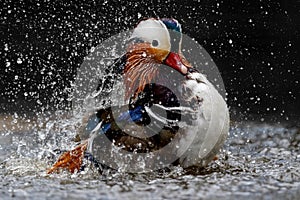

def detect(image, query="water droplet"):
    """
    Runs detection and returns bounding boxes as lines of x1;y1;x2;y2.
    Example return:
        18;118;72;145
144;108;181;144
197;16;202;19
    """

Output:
4;44;8;51
37;99;42;105
17;58;22;64
142;52;147;57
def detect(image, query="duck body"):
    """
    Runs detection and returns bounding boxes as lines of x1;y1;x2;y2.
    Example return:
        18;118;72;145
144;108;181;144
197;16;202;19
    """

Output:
83;72;228;172
174;72;229;168
47;18;229;174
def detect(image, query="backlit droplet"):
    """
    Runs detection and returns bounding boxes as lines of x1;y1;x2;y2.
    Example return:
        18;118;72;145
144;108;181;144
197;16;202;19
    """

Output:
17;58;22;64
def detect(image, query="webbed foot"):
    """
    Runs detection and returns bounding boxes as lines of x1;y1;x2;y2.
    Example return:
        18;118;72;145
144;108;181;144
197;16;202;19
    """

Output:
47;141;88;174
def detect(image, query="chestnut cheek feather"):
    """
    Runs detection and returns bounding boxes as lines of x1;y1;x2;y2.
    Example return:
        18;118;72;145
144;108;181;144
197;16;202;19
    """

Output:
124;43;193;100
124;48;156;100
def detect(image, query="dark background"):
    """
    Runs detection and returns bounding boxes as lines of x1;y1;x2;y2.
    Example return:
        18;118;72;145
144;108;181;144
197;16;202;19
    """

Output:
0;0;299;122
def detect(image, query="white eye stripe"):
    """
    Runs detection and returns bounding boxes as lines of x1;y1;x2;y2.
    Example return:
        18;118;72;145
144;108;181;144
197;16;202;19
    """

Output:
131;19;171;52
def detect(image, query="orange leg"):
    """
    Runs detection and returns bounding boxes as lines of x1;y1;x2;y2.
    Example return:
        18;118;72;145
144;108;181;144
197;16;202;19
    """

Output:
47;141;88;174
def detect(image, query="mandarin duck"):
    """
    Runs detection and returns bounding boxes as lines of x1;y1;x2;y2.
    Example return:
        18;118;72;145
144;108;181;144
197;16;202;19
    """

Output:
47;18;229;174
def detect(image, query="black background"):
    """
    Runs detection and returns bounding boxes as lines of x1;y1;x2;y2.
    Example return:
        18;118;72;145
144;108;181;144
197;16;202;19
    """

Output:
0;0;299;122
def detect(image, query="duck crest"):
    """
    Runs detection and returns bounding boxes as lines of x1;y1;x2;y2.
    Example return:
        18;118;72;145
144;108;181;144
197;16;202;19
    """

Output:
161;18;182;53
161;18;182;33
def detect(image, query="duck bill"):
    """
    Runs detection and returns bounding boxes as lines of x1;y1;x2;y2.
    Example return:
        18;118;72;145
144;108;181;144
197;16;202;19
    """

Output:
164;52;189;75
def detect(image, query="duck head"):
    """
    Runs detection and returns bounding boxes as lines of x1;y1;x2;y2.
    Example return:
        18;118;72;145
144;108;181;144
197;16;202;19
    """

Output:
124;18;193;99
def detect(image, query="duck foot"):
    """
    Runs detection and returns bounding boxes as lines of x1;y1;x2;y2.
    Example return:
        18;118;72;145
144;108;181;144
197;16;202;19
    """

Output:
47;141;88;174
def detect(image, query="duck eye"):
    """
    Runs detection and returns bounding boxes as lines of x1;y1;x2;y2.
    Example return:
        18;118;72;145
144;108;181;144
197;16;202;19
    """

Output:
151;39;159;47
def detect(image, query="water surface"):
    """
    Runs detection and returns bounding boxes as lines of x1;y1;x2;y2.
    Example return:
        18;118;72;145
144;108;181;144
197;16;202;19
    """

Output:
0;113;299;199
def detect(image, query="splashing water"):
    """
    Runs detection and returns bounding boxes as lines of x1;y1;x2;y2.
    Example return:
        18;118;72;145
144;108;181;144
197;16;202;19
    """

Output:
0;111;299;199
